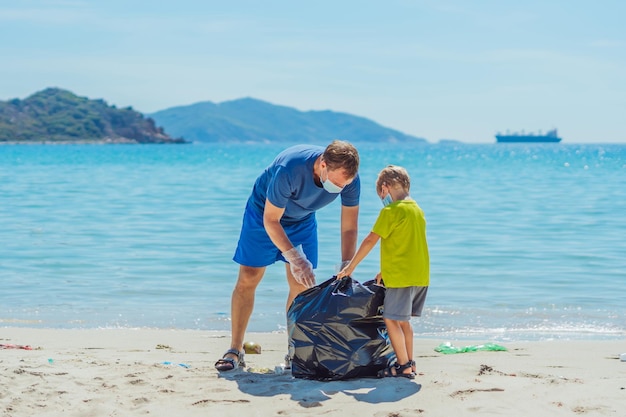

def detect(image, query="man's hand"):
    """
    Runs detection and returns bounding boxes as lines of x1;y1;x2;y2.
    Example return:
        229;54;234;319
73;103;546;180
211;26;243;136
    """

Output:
282;245;316;288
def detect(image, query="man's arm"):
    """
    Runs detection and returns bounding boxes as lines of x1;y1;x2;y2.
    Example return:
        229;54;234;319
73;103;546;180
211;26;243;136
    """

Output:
264;198;315;287
340;204;359;263
263;198;292;252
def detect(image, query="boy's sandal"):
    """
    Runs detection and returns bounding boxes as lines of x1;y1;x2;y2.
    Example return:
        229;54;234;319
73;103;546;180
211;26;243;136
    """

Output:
214;348;245;372
377;362;416;379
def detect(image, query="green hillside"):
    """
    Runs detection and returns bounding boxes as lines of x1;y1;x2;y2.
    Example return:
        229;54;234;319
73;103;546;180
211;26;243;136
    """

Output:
149;97;426;144
0;88;185;143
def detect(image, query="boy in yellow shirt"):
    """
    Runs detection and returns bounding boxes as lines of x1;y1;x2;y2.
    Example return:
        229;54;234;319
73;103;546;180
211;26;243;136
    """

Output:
336;165;429;378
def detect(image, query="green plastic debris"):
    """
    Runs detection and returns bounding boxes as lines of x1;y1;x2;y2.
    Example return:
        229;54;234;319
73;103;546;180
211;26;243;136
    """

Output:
434;342;507;354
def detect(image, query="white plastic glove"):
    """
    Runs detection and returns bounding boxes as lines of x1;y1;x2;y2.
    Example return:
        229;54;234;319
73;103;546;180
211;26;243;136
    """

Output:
282;245;316;288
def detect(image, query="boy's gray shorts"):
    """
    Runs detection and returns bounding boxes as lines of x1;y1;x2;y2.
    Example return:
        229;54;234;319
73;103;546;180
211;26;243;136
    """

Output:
382;286;429;321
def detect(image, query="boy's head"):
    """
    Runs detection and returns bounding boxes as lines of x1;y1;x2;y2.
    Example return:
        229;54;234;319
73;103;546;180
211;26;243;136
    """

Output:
376;165;411;195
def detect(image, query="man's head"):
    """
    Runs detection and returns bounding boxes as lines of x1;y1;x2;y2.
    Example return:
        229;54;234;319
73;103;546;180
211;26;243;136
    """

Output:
318;140;359;193
321;140;360;180
376;165;411;196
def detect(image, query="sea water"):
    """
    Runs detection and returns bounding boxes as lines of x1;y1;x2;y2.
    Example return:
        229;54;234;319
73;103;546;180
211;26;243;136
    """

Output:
1;142;625;341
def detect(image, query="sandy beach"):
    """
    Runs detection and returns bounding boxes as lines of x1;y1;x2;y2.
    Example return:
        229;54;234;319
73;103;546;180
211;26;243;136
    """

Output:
1;328;624;416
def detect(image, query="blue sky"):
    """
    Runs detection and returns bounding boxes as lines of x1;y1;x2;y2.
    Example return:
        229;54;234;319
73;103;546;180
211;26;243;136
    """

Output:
1;0;624;143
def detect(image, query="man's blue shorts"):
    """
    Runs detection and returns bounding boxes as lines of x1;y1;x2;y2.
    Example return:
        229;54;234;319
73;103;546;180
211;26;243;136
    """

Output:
233;202;318;268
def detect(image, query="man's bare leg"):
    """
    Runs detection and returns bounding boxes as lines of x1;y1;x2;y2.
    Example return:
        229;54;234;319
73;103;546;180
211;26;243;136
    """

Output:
285;263;309;312
220;265;265;366
284;263;309;367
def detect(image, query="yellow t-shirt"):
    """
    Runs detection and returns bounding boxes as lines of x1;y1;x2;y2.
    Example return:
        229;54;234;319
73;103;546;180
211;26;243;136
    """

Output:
372;199;429;288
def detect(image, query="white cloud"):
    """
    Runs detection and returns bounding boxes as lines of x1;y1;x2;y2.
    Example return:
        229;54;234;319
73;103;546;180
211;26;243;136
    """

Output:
586;39;624;48
0;3;91;24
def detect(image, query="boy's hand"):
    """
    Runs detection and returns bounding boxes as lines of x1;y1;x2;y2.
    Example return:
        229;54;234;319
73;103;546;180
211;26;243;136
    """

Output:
335;262;354;279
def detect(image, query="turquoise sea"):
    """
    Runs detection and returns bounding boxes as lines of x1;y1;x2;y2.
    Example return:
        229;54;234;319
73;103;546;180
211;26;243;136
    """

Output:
1;142;625;341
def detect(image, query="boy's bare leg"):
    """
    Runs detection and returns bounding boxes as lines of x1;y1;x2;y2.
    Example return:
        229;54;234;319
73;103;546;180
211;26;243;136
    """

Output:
384;318;414;376
399;320;415;372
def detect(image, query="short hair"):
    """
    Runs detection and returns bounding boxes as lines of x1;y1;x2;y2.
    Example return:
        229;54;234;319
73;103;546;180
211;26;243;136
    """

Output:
376;165;411;194
323;140;359;178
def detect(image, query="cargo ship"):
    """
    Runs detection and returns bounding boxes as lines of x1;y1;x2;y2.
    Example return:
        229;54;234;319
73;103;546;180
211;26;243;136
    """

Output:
495;129;561;143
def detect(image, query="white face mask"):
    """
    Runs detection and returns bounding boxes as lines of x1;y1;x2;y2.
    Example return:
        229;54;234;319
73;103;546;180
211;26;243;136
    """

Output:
322;167;344;193
381;193;393;207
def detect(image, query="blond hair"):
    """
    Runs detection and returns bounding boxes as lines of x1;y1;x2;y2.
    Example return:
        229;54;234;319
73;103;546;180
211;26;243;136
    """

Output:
376;165;410;194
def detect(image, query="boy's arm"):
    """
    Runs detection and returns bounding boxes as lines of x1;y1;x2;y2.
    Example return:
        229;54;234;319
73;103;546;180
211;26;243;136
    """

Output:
336;231;380;279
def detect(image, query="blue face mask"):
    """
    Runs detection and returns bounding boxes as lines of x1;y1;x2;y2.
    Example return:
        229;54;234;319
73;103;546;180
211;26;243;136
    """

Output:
322;168;344;194
381;193;393;207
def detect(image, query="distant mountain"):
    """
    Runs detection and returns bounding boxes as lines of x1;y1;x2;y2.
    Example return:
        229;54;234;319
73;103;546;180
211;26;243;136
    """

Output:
149;97;426;144
0;88;185;144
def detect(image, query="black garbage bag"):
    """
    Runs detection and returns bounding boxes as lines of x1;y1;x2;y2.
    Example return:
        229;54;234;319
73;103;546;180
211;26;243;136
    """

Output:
287;276;395;380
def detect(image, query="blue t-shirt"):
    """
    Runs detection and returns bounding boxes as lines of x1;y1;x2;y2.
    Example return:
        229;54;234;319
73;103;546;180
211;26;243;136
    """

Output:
247;144;360;225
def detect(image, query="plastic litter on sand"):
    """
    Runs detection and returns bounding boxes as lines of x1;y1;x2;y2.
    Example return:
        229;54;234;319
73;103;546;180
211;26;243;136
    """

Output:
434;342;507;354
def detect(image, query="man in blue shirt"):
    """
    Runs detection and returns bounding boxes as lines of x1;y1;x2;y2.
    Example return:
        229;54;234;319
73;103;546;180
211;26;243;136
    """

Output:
215;140;361;372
